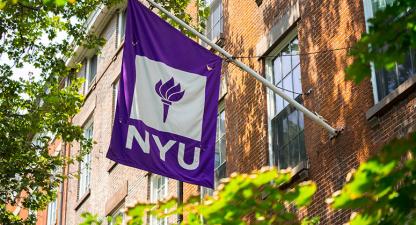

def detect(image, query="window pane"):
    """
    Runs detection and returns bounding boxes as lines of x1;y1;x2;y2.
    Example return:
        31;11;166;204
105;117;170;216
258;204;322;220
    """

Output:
89;55;97;84
271;36;306;170
299;132;306;161
282;117;289;146
219;136;226;164
292;136;300;167
278;146;288;169
291;38;300;67
282;74;294;99
288;110;299;136
288;141;297;168
273;56;282;84
298;111;304;131
281;45;292;77
120;10;127;39
206;0;223;40
220;111;225;135
398;50;414;83
293;65;302;97
215;143;221;168
216;162;226;181
371;0;394;12
376;68;398;99
275;94;284;115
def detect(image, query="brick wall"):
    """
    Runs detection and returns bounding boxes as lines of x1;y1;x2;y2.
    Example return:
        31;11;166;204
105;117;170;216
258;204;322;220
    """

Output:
58;0;416;224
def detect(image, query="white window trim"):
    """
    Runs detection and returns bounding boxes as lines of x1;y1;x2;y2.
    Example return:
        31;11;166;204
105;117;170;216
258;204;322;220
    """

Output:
200;103;226;197
205;0;223;41
215;102;226;172
113;76;120;120
362;0;380;103
79;120;93;198
149;175;168;225
84;55;97;93
265;29;298;167
117;9;127;48
46;199;57;225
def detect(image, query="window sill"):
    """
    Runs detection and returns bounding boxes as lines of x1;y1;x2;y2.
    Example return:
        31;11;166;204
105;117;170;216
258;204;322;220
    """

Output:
74;190;91;211
366;75;416;120
279;161;309;190
262;161;309;199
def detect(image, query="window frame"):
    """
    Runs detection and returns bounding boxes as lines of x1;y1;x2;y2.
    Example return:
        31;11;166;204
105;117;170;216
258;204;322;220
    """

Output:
113;76;120;122
362;0;416;103
363;0;383;103
46;198;57;225
200;102;226;198
150;175;168;225
205;0;223;42
78;120;93;199
117;8;127;48
265;29;306;169
82;55;98;93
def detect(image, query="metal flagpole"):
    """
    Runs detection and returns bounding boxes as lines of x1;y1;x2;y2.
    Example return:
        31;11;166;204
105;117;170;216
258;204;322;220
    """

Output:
177;181;184;224
145;0;339;137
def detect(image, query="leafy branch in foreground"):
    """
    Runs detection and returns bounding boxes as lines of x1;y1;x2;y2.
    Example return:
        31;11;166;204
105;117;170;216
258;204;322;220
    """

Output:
82;167;318;225
346;0;416;82
328;132;416;224
0;0;120;224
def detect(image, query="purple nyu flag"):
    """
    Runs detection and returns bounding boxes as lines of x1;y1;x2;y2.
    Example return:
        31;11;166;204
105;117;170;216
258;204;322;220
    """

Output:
106;0;222;188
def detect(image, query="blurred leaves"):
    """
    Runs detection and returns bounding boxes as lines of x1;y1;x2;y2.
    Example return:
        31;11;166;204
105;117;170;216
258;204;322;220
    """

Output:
328;133;416;224
0;0;120;224
83;167;318;225
153;0;209;38
0;0;209;224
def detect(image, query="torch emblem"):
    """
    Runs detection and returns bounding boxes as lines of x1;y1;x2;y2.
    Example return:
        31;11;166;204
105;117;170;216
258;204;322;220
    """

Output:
155;77;185;123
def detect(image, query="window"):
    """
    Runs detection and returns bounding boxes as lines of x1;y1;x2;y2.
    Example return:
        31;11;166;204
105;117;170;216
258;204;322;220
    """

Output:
117;9;127;48
113;78;120;119
46;199;57;225
150;175;168;225
363;0;416;101
79;122;93;198
201;108;226;197
267;33;306;170
88;55;97;86
205;0;223;41
109;204;126;225
82;55;98;92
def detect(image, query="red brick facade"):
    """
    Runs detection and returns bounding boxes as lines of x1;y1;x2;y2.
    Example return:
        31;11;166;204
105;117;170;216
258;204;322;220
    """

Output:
38;0;416;224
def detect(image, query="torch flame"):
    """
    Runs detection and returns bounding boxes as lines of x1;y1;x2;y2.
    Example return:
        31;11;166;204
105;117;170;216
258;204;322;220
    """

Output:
155;77;185;122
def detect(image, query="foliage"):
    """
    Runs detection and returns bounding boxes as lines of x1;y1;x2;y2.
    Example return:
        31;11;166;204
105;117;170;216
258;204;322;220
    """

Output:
346;0;416;82
82;167;318;225
327;133;416;224
153;0;209;37
0;0;117;224
334;1;416;223
0;0;209;224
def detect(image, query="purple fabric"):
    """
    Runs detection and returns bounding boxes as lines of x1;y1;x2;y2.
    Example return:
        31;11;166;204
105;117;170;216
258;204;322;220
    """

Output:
106;0;222;188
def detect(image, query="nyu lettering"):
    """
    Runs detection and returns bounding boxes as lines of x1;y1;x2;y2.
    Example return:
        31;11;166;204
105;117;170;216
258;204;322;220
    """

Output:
125;125;201;170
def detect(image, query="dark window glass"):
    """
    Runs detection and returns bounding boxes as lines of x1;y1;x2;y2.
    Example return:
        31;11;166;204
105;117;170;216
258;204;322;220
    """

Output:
368;0;416;100
88;55;97;86
376;48;416;100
